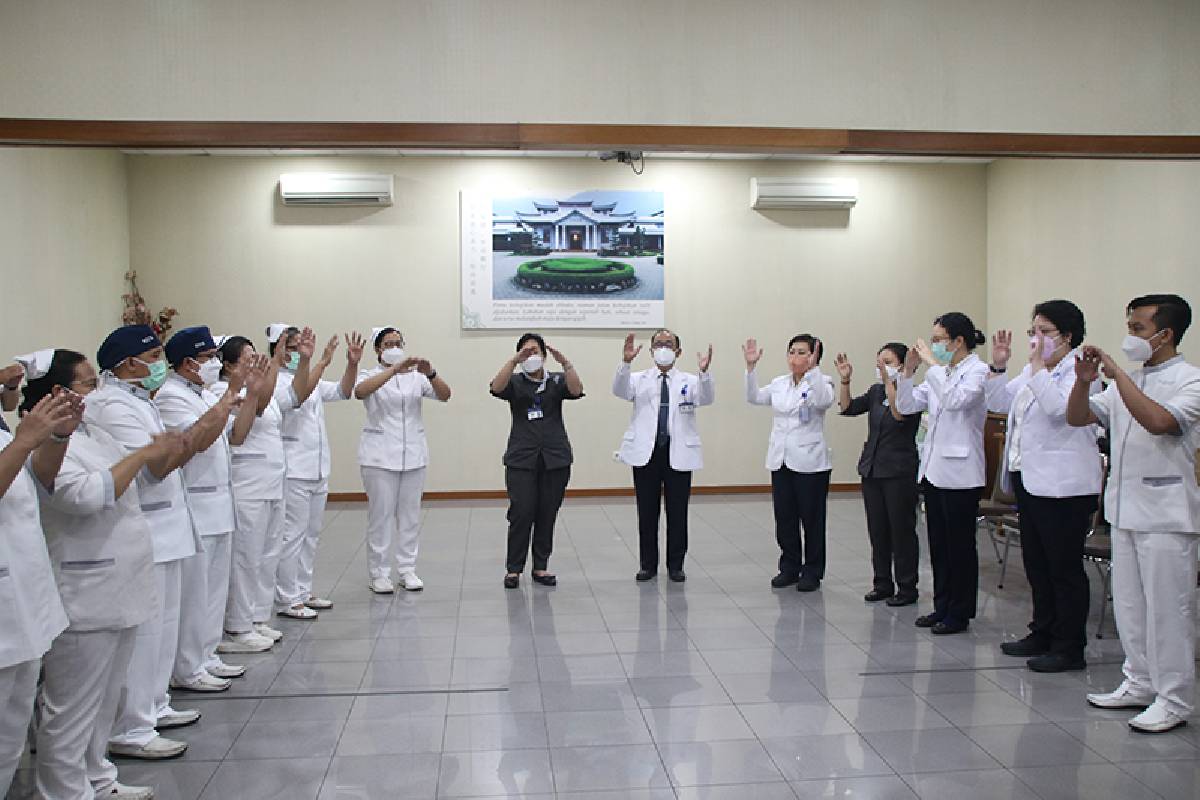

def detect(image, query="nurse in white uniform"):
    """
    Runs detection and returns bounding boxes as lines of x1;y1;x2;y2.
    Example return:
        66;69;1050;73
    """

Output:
158;326;257;692
213;330;315;652
0;354;71;798
1068;293;1200;733
270;326;363;618
87;325;210;760
356;326;451;594
23;349;182;800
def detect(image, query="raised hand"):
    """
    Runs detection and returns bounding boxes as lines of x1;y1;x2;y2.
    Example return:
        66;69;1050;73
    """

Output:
297;327;317;359
1096;348;1120;380
0;363;23;390
517;341;541;362
904;344;923;377
320;335;339;366
415;358;433;376
546;344;567;366
1075;346;1102;383
344;332;365;366
394;357;420;374
877;362;891;384
991;329;1013;369
697;344;713;373
834;353;853;382
1029;331;1046;371
914;338;938;368
14;393;76;449
244;354;270;395
225;356;248;395
622;333;642;364
53;391;85;437
811;339;823;368
742;338;764;370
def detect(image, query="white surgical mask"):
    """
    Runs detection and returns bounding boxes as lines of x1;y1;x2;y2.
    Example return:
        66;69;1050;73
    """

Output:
652;347;677;368
197;358;222;387
1121;330;1165;363
884;365;901;381
521;355;544;374
381;347;406;366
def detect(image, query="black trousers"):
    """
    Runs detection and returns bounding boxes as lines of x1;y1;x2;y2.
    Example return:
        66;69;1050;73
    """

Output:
505;459;571;573
861;475;920;597
922;481;982;623
632;443;693;572
1012;473;1097;657
771;467;831;579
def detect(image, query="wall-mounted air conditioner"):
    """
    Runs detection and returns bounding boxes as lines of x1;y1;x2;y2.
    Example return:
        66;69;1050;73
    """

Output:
750;177;858;210
279;173;394;206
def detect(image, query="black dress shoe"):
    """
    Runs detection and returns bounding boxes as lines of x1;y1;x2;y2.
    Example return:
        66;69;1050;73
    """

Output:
503;574;520;589
635;570;656;582
886;594;918;607
864;588;894;603
931;620;969;635
795;577;821;592
668;570;687;583
1027;653;1086;673
1000;634;1051;658
531;572;557;587
914;613;942;628
771;573;799;589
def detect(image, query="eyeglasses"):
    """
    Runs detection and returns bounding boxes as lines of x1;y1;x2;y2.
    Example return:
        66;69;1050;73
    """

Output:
1026;328;1060;338
70;379;98;390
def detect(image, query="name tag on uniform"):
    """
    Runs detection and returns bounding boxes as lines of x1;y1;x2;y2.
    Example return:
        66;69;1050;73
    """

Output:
527;408;544;421
799;406;811;423
678;401;695;415
882;399;890;408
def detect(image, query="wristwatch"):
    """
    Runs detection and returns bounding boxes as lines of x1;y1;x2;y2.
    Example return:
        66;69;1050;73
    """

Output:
989;365;1007;374
426;369;438;381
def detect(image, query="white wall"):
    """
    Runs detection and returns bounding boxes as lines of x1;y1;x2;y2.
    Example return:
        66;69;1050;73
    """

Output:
987;160;1200;355
0;148;129;429
127;155;987;493
1;1;1197;135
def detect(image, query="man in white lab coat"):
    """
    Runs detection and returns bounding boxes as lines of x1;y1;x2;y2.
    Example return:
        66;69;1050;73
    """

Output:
1067;293;1200;733
613;330;714;583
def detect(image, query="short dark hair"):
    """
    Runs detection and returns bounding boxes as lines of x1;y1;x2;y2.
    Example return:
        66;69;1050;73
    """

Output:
651;329;681;350
1032;299;1086;347
879;342;908;364
20;350;86;413
933;312;985;350
267;326;300;356
516;332;546;355
1128;293;1192;345
219;336;254;379
374;327;400;349
787;334;823;364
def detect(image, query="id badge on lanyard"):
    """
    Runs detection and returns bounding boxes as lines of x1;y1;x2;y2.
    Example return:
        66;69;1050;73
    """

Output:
528;377;547;421
678;383;695;414
798;389;811;424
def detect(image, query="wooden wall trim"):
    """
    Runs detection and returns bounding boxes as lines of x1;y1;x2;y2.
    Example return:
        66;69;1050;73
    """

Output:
329;483;863;503
1;118;1198;158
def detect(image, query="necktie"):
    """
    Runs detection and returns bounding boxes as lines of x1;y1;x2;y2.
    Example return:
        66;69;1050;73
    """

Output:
656;373;670;447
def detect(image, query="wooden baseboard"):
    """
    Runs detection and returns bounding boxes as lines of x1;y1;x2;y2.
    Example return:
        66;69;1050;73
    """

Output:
328;482;862;503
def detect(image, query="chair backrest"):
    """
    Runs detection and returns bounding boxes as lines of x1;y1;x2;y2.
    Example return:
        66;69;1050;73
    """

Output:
983;412;1008;499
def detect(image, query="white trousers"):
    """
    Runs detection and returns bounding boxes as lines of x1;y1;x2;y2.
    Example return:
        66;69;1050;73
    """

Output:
174;534;232;683
225;498;285;633
275;478;329;609
0;658;40;798
362;466;426;580
36;626;136;800
109;559;181;747
1112;528;1199;716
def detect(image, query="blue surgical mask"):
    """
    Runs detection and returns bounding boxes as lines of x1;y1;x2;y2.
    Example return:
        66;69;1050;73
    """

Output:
132;357;169;391
286;352;300;371
930;342;955;365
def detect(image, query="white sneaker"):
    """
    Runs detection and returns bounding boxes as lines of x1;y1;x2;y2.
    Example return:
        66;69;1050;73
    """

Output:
156;707;201;729
276;604;318;620
370;577;395;594
103;781;154;799
397;572;425;591
108;735;187;760
1129;701;1188;733
170;671;232;693
305;595;334;609
207;660;246;679
217;631;274;653
1087;681;1155;709
254;622;284;642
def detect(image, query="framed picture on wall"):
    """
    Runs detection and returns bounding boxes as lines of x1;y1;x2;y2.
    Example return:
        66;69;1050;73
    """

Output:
460;189;666;329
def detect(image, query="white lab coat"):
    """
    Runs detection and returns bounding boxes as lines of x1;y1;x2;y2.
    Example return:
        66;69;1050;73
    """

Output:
985;350;1103;498
896;354;990;489
83;376;200;562
278;371;347;482
746;367;835;473
154;373;235;537
1089;354;1200;533
0;429;69;669
356;367;440;472
212;379;294;501
613;364;714;471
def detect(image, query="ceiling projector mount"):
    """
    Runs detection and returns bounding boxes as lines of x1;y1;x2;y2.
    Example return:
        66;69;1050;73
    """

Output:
598;149;645;175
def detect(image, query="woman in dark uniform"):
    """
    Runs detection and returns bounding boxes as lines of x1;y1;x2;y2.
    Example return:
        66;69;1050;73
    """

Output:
835;343;921;606
489;333;584;589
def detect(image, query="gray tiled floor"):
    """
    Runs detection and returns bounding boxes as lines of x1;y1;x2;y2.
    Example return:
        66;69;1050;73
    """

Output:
8;495;1199;799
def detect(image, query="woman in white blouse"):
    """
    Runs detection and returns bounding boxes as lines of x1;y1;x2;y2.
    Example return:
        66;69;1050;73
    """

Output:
355;327;451;594
744;334;835;592
896;312;991;635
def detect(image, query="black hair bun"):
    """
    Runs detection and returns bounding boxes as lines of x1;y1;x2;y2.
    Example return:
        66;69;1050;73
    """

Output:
973;330;986;345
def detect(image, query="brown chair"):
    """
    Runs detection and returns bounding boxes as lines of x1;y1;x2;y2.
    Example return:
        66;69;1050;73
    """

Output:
1083;452;1113;638
978;456;1020;587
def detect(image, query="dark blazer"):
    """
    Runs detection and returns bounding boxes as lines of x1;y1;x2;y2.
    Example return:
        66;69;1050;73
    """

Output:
842;382;920;480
